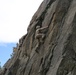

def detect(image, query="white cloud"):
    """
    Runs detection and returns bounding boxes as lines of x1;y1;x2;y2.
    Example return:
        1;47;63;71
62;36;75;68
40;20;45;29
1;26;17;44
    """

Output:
0;43;7;47
0;0;43;43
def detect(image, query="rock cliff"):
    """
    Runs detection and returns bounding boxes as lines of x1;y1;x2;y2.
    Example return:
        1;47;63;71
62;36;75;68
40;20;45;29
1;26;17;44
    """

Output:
0;0;76;75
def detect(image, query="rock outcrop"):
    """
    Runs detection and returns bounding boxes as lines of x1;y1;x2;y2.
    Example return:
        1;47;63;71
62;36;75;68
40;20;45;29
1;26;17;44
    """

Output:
0;0;76;75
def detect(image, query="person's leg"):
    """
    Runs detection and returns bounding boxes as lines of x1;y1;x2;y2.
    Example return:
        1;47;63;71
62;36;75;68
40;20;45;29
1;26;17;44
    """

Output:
42;34;45;39
40;34;45;43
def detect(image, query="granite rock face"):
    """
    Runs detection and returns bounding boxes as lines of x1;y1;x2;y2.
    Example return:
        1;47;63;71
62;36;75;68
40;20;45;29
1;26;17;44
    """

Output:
0;0;76;75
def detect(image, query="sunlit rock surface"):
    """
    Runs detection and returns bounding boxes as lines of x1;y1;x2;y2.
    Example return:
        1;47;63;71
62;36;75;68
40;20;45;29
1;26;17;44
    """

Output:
0;0;76;75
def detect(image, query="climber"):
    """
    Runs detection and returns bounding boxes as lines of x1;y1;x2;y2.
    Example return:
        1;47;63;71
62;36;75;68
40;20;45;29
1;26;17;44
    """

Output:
35;25;48;53
35;25;48;43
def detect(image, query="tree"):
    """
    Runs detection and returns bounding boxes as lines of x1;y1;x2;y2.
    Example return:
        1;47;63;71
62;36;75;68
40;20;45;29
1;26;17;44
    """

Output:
0;62;1;69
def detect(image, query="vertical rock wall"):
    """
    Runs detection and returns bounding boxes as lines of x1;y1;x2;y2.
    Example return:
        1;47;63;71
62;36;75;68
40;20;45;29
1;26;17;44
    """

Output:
0;0;76;75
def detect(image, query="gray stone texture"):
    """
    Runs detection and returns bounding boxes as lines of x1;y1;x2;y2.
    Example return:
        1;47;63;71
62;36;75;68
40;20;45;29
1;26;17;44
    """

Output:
0;0;76;75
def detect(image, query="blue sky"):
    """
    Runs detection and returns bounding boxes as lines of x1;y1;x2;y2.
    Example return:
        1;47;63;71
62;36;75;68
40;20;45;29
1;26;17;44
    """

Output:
0;0;43;67
0;43;16;67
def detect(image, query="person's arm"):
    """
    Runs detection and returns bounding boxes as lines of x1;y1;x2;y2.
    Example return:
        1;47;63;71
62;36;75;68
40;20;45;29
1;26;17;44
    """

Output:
40;26;48;30
39;26;48;33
